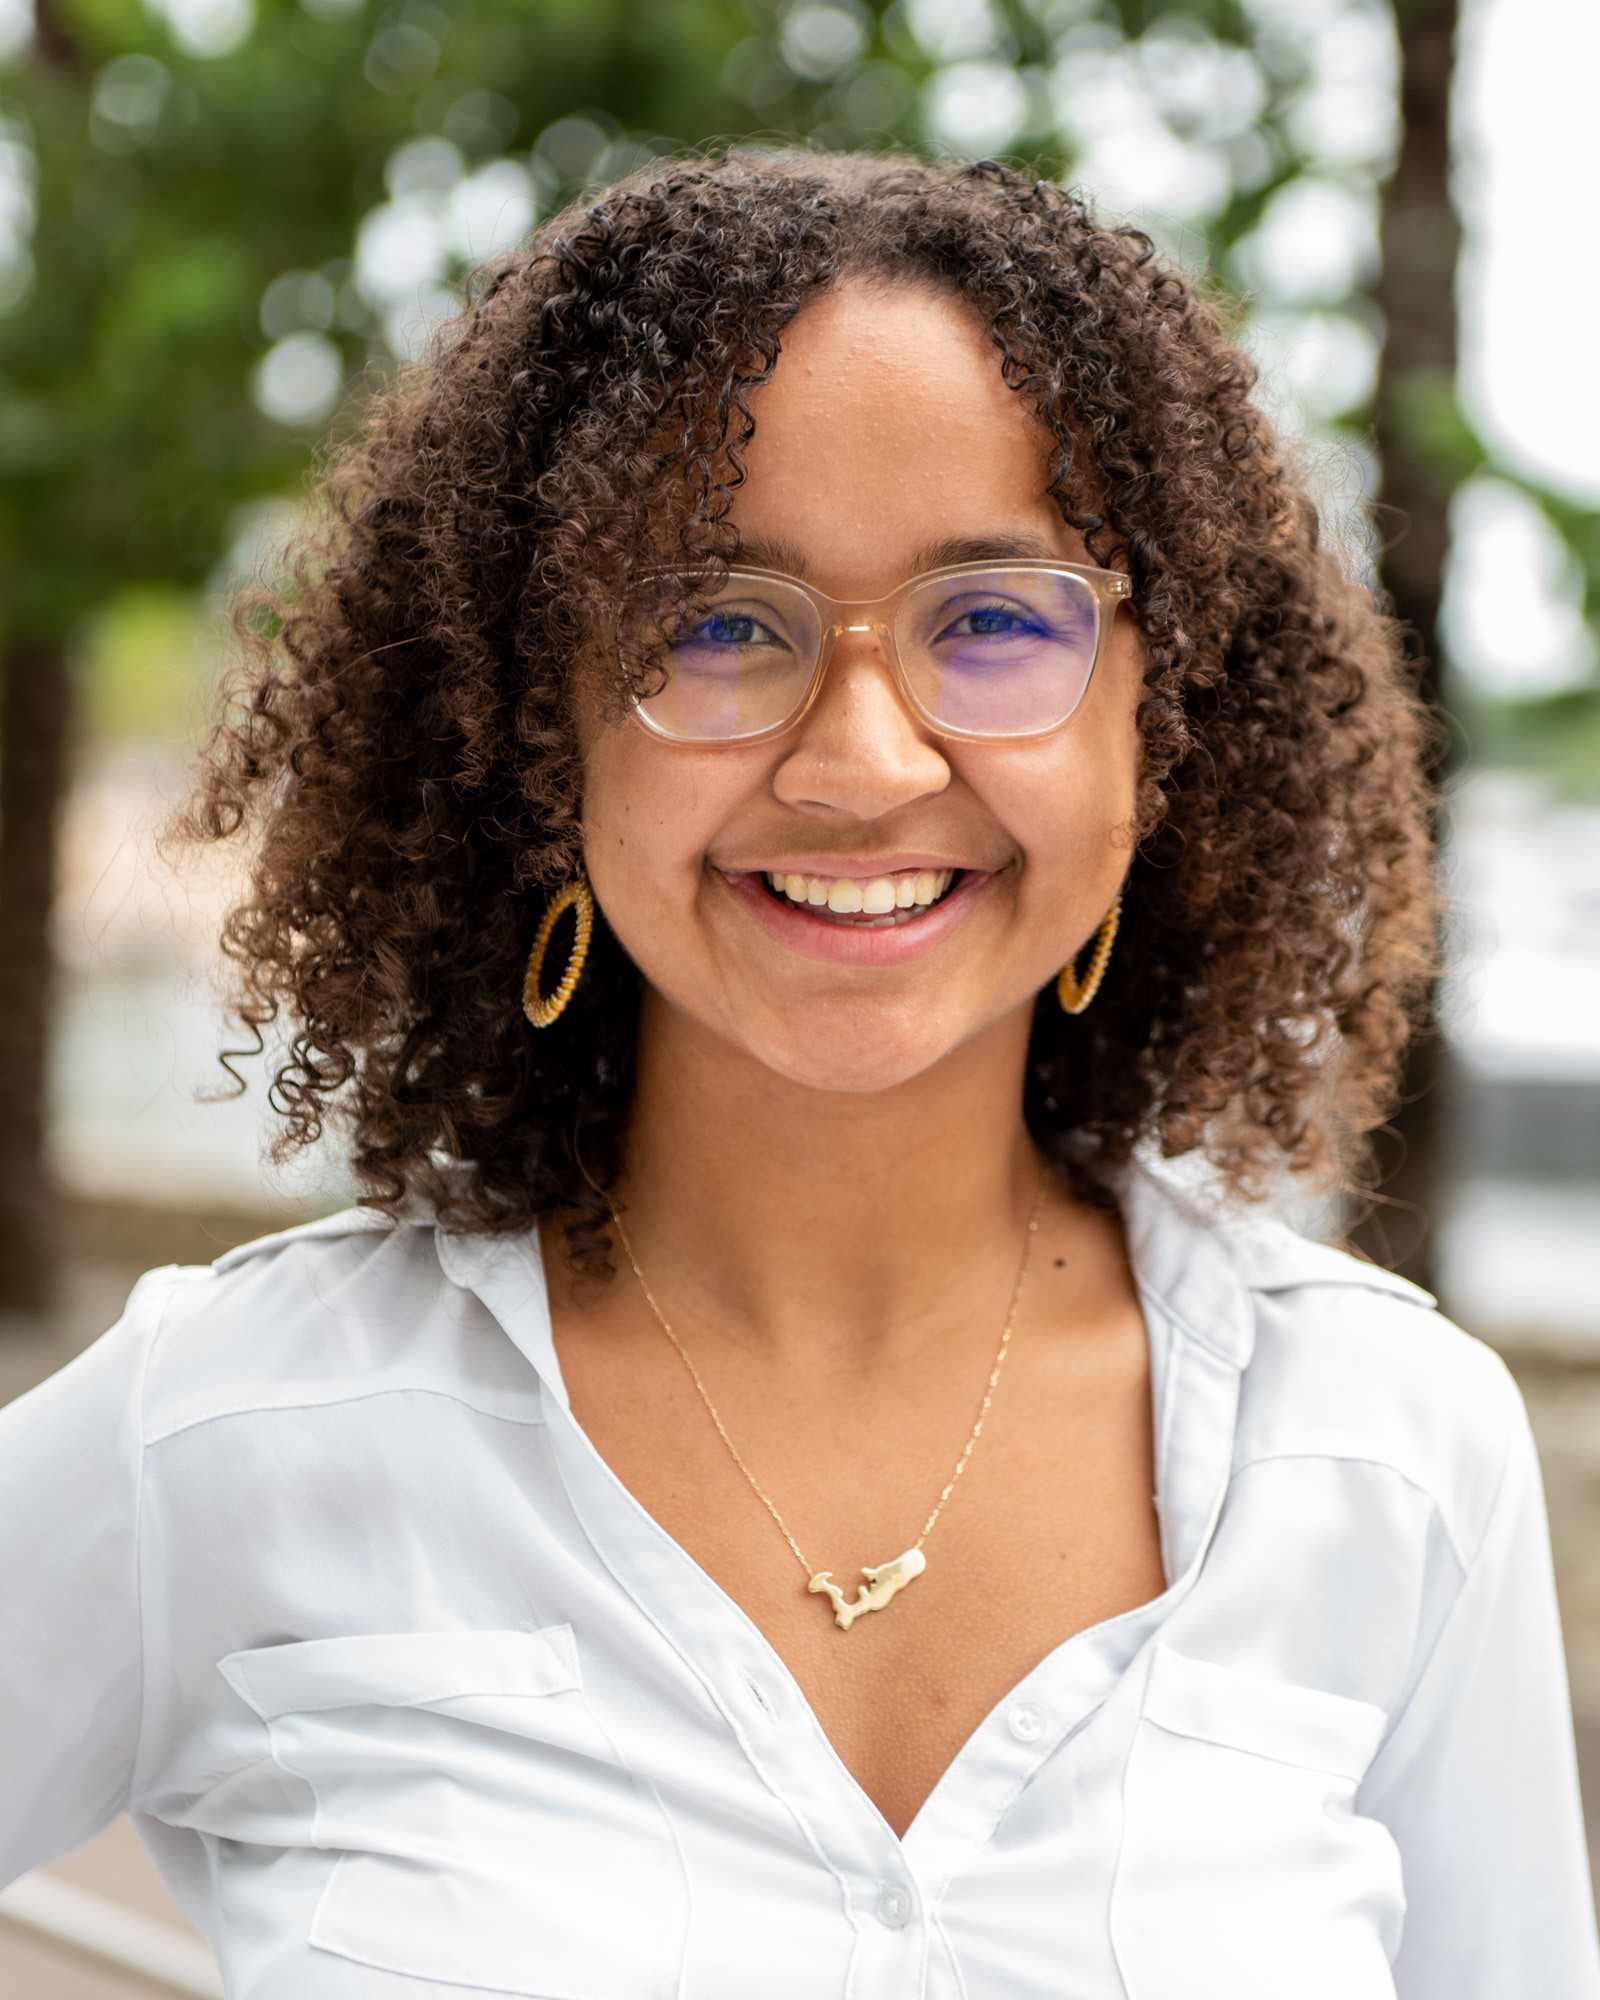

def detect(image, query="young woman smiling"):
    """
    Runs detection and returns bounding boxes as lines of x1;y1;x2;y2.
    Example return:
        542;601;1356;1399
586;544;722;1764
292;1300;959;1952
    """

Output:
2;153;1595;2000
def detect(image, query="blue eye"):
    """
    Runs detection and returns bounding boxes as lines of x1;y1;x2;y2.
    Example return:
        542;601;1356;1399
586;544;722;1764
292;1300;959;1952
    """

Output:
695;611;778;648
938;603;1046;642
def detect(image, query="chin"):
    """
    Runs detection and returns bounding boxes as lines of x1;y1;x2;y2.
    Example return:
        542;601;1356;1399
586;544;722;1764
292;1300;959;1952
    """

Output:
731;998;976;1097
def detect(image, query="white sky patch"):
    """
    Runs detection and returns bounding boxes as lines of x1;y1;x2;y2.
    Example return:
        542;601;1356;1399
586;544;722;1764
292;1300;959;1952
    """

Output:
259;268;336;340
1279;0;1397;169
1138;23;1267;146
386;135;463;198
1246;308;1379;427
780;2;869;82
1443;772;1600;1077
923;59;1029;156
0;114;36;314
448;158;535;264
1053;40;1231;222
145;0;255;60
1231;175;1379;306
252;331;343;427
902;0;1004;63
354;143;534;353
356;192;451;305
1458;0;1600;503
0;0;31;64
1442;477;1598;697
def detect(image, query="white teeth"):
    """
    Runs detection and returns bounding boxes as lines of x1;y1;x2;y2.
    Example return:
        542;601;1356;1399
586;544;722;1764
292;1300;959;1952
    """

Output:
764;867;959;914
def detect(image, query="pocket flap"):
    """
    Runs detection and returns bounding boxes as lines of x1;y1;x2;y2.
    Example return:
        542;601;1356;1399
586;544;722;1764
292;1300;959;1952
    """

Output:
219;1626;580;1720
1142;1646;1386;1781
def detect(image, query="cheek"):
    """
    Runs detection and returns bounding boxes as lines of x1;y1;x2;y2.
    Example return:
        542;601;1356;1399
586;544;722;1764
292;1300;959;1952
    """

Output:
985;687;1142;885
1008;768;1136;898
579;728;747;931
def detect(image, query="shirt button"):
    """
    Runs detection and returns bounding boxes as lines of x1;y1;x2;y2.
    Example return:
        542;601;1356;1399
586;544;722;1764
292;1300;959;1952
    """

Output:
1007;1701;1046;1742
875;1885;912;1930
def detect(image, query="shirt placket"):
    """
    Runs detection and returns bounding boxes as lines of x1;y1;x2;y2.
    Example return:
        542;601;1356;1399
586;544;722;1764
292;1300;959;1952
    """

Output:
436;1230;930;1991
536;1386;937;1998
893;1279;1256;1940
436;1188;1256;1999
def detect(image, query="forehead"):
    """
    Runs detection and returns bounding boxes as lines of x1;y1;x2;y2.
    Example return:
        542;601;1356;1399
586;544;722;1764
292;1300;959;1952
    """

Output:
727;279;1079;596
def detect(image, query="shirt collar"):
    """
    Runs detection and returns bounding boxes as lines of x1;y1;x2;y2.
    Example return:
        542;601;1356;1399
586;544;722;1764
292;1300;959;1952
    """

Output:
434;1161;1261;1381
436;1159;1266;1587
1113;1160;1258;1372
433;1223;569;1409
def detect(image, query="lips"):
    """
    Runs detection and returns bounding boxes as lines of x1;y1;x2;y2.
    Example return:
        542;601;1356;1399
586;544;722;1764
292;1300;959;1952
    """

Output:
761;866;958;926
715;861;990;965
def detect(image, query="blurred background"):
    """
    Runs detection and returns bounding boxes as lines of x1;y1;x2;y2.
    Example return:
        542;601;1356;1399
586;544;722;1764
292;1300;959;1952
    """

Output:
1;0;1597;1990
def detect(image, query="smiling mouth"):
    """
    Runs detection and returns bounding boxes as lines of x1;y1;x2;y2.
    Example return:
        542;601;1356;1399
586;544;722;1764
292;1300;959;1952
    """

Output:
758;867;963;929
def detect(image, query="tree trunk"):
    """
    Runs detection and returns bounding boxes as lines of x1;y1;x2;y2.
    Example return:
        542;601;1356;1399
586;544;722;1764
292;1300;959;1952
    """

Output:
0;639;73;1314
1354;0;1461;1291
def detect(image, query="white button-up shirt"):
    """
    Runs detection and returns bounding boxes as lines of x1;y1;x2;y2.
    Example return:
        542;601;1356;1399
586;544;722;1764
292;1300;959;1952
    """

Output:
2;1168;1596;1999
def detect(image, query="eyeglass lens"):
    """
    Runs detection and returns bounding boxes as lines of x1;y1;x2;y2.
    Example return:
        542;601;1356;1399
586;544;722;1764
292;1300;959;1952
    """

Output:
624;568;1103;742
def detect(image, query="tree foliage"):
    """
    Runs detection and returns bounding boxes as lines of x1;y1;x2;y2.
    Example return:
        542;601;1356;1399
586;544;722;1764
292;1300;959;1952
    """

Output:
1;0;1593;712
0;0;1593;1308
0;0;1441;672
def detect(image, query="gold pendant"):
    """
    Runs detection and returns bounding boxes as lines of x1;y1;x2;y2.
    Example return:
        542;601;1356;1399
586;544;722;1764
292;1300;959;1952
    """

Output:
807;1547;926;1630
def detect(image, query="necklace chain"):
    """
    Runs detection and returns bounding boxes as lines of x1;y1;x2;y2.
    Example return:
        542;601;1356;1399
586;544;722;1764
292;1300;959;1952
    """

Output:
610;1173;1046;1581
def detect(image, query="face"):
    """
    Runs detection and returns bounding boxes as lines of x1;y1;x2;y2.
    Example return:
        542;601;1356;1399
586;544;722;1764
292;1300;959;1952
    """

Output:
579;278;1145;1094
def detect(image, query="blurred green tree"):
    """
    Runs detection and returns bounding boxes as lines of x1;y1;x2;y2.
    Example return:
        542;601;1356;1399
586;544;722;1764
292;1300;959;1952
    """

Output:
0;0;776;1306
4;0;1590;1308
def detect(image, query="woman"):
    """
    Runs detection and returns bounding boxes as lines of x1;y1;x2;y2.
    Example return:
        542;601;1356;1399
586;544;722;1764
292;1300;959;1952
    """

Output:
1;151;1594;1999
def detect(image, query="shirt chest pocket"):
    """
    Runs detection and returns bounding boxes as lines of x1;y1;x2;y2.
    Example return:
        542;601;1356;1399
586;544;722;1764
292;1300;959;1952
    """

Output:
1109;1646;1404;2000
219;1627;688;1998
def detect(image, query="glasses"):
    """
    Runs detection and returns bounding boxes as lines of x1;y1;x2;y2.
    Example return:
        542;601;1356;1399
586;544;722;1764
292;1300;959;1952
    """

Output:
618;558;1133;745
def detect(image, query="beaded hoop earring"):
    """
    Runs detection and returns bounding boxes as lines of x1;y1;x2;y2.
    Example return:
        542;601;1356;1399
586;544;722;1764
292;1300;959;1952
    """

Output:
1056;895;1121;1016
522;876;595;1028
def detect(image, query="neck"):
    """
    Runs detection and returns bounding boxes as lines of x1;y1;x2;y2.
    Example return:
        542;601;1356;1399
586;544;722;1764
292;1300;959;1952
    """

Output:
615;992;1043;1357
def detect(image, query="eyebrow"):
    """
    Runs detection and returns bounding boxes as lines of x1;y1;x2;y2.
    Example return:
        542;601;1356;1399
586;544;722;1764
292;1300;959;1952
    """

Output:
733;531;1062;580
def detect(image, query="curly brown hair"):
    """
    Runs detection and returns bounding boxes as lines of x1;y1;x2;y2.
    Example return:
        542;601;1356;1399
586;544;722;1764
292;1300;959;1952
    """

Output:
181;147;1437;1259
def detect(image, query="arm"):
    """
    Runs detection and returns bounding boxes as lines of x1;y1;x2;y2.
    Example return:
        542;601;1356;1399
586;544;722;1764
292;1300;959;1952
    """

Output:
1360;1376;1600;1998
0;1272;170;1883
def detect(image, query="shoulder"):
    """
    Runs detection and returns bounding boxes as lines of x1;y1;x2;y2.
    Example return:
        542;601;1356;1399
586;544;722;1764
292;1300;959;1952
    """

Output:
1223;1210;1525;1567
128;1206;542;1445
1125;1168;1527;1570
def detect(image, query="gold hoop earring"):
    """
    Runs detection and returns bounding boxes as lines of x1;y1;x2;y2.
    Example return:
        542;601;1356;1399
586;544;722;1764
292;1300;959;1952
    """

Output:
522;876;595;1028
1057;895;1121;1016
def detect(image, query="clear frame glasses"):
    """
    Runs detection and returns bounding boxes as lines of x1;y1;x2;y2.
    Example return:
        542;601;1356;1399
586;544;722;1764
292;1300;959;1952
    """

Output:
617;558;1133;746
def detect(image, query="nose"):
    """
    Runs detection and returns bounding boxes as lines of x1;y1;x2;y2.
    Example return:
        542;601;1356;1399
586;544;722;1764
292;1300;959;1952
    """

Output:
770;626;951;820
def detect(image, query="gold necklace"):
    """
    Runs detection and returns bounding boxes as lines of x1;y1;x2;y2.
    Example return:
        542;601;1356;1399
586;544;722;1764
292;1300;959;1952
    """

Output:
611;1174;1046;1631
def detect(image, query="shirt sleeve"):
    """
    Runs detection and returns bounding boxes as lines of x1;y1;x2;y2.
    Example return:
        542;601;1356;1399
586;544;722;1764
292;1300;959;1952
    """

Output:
1359;1372;1600;1999
0;1270;172;1885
